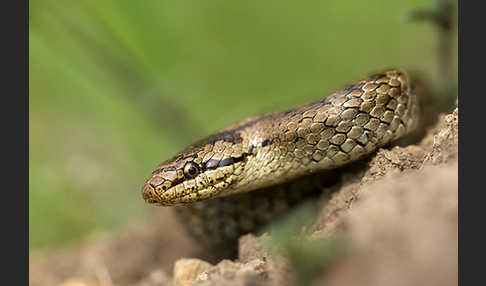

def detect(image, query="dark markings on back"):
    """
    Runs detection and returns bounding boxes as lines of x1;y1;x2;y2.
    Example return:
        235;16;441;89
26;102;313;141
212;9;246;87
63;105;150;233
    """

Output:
152;165;176;174
249;145;256;155
369;73;386;81
178;122;257;158
261;139;272;147
168;74;386;165
151;168;165;175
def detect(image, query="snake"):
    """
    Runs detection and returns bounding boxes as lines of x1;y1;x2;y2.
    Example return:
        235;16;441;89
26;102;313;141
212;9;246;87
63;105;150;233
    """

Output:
142;69;420;256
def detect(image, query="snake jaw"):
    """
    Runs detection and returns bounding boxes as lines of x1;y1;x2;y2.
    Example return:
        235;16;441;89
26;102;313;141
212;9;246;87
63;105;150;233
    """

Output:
142;177;226;206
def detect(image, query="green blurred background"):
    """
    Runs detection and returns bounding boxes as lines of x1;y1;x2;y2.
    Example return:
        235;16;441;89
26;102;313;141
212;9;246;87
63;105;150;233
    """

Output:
29;0;457;252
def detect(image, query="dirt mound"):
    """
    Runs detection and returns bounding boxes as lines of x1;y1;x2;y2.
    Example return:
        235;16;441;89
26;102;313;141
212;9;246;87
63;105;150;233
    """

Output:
29;107;458;286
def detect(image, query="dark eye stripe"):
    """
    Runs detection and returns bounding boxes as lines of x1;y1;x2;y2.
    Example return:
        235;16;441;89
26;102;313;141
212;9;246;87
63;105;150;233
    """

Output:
218;157;234;167
204;153;250;171
205;159;220;169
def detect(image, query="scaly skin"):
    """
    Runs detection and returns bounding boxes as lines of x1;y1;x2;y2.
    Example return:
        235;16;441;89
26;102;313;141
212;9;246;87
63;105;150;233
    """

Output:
142;70;420;254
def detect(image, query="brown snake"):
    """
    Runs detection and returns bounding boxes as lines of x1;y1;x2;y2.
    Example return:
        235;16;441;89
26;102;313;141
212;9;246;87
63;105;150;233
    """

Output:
142;70;420;255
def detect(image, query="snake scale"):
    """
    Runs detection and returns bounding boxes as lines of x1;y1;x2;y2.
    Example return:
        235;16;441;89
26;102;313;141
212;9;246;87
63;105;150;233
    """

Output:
142;70;420;256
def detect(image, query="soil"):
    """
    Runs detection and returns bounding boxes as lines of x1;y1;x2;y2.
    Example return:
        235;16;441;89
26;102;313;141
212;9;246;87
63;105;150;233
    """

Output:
29;104;458;286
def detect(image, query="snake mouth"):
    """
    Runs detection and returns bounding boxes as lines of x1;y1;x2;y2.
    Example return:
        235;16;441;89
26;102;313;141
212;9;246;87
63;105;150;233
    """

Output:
142;182;162;204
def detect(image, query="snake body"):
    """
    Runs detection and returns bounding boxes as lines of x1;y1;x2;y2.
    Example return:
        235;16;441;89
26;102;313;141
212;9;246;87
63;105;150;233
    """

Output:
142;70;419;254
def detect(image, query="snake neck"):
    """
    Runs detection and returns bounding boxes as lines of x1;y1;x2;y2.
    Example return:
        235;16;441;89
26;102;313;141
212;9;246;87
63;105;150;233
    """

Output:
142;69;419;206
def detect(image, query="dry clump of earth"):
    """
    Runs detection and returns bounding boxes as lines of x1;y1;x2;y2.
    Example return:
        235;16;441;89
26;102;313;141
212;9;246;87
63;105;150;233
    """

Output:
30;106;458;286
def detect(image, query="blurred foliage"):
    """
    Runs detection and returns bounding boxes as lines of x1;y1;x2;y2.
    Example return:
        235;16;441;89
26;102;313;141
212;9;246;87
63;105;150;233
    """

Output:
29;0;457;251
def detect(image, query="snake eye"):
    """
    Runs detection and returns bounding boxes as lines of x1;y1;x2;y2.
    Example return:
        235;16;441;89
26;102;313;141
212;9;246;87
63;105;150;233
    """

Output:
184;162;199;178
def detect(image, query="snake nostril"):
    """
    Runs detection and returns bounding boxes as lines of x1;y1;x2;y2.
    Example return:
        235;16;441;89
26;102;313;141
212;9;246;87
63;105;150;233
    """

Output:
142;183;156;201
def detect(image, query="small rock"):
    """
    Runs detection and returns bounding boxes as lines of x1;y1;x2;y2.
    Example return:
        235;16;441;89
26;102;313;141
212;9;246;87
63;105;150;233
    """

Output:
192;258;266;286
173;258;213;286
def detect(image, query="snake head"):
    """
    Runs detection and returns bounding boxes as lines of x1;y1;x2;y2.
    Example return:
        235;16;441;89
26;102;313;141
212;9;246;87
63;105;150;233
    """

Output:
142;132;251;206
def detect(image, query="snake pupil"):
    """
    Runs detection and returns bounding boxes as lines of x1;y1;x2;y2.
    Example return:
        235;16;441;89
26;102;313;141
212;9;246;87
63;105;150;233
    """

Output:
184;163;199;177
